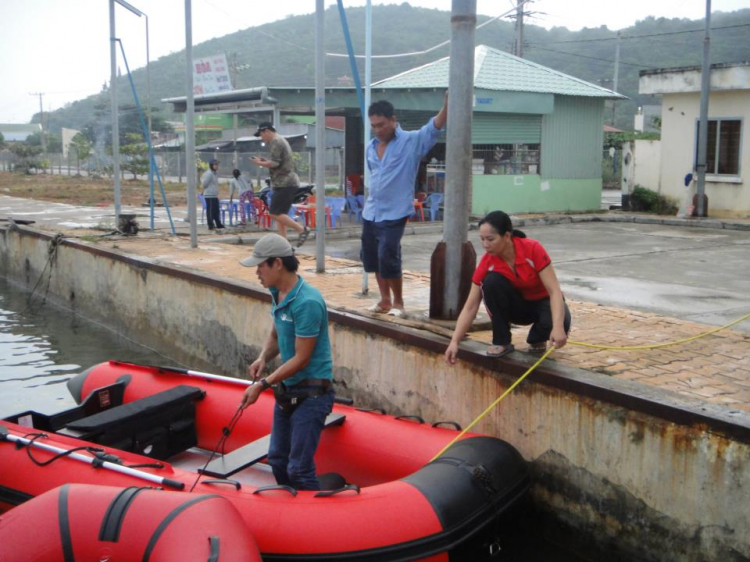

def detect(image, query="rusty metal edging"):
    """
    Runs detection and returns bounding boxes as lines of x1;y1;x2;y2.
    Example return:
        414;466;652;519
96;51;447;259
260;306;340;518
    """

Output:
13;227;750;445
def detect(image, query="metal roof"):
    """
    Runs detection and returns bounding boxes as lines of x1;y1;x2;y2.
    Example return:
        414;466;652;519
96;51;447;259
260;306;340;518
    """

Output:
372;45;625;99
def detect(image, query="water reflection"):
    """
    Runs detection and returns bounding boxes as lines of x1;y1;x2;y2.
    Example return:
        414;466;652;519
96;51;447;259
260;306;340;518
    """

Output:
0;278;170;418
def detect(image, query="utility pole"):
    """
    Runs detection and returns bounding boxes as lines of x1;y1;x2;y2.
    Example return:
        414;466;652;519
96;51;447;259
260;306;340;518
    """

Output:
515;0;524;57
30;92;47;153
431;0;477;319
185;0;198;247
695;0;711;218
315;0;326;271
612;30;621;125
109;0;122;227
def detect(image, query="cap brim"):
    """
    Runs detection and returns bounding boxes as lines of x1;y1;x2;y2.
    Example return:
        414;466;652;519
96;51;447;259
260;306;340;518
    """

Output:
240;255;264;267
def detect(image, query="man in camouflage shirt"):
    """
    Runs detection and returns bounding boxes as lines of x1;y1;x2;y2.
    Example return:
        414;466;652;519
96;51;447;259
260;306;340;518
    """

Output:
252;123;310;247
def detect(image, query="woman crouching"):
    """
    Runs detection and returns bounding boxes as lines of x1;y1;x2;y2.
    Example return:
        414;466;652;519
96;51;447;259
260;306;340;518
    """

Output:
445;210;571;363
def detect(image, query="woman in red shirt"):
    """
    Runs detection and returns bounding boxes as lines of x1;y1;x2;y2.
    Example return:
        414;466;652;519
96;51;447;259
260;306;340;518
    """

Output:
445;211;571;362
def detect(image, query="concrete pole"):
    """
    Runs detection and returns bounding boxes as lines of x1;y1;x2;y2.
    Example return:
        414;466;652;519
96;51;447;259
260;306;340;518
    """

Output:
361;0;372;294
109;0;122;226
696;0;711;218
146;14;154;230
612;30;621;126
515;0;524;58
185;0;198;247
442;0;476;318
315;0;326;272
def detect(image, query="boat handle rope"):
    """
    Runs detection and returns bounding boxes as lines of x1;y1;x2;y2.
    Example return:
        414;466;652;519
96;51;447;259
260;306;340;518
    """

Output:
431;310;750;462
202;478;242;491
314;484;361;497
394;414;425;424
0;430;185;490
253;484;298;497
190;405;245;493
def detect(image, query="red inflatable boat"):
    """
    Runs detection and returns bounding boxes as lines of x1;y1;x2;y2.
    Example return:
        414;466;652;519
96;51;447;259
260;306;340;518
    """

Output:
0;483;261;562
0;361;529;561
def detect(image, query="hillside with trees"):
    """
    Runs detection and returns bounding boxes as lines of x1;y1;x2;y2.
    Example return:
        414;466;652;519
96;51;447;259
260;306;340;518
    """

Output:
36;4;750;136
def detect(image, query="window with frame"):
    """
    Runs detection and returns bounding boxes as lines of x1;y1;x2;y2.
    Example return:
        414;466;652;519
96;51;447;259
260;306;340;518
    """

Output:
695;119;742;176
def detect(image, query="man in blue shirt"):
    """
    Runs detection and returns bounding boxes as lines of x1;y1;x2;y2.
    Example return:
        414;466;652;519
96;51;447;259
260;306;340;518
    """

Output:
362;95;447;317
239;233;334;490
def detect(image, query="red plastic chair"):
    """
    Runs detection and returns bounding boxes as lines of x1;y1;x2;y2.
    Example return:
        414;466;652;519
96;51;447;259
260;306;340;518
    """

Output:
252;199;271;228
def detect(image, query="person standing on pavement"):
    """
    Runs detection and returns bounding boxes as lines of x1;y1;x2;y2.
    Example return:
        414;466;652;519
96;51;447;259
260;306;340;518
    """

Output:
251;123;310;247
239;234;334;490
362;94;448;318
201;159;225;230
229;168;256;226
444;211;571;363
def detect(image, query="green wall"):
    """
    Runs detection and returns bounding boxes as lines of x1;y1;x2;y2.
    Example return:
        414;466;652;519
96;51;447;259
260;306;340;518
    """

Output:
471;175;601;215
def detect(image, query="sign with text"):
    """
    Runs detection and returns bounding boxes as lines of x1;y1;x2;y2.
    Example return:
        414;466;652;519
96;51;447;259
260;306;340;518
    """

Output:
193;53;232;96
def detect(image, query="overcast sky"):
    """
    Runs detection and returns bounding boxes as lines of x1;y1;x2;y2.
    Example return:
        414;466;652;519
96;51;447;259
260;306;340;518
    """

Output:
1;0;746;124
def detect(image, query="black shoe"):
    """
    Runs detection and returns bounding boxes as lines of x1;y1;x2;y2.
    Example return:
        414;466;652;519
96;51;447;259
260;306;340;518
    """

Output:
208;226;215;230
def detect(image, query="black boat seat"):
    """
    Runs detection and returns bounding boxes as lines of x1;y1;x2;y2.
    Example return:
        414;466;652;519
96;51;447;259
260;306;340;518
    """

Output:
200;412;345;479
64;385;205;434
57;385;205;460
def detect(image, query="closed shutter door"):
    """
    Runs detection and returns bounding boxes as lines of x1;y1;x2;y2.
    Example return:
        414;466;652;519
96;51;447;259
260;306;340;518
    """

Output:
472;114;541;144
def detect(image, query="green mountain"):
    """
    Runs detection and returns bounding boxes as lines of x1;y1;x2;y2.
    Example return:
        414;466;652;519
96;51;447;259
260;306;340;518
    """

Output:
38;4;750;135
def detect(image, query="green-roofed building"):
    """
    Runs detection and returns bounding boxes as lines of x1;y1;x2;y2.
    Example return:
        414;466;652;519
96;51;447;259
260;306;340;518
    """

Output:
164;45;624;214
365;45;625;215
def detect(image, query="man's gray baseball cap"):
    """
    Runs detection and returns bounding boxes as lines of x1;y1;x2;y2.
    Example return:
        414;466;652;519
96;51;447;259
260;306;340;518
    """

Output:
240;234;294;267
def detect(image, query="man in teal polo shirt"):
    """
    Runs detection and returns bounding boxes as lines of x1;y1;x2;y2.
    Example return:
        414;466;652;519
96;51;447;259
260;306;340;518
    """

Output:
239;233;334;490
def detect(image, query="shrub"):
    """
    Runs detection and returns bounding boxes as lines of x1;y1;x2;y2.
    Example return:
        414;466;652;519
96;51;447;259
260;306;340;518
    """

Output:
630;186;678;215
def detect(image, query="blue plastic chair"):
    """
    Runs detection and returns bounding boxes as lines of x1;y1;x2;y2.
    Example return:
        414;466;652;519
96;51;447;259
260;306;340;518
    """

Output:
197;194;207;224
220;200;239;226
425;193;444;222
345;195;363;224
326;197;347;228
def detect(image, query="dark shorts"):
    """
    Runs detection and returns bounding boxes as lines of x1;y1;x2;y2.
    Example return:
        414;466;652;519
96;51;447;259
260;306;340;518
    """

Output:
269;187;297;215
360;217;408;279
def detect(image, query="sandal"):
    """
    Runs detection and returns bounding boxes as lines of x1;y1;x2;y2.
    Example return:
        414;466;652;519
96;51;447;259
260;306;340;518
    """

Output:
367;303;391;313
387;308;405;318
296;226;311;248
486;344;515;358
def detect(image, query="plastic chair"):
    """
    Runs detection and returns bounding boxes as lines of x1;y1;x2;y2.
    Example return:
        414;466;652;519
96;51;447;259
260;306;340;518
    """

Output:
252;199;271;228
220;200;239;226
345;195;363;224
411;199;425;222
425;193;444;222
326;197;347;228
197;194;207;224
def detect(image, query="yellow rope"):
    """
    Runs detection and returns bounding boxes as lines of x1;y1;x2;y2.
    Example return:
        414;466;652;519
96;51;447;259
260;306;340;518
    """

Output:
430;311;750;462
431;347;555;461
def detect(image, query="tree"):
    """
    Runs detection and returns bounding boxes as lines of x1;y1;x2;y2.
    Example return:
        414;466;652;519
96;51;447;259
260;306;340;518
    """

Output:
26;131;62;153
120;133;149;179
70;133;92;176
0;131;5;150
8;143;43;174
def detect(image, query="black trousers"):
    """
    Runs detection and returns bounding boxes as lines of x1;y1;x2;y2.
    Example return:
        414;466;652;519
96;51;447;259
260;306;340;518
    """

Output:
481;272;571;346
205;197;223;229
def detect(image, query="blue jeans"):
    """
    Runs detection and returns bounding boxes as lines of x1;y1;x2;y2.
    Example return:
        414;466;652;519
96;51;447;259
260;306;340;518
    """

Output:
268;390;335;490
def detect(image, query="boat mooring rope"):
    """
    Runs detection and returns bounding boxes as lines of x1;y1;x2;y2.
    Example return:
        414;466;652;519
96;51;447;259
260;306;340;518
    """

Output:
431;310;750;461
189;406;245;492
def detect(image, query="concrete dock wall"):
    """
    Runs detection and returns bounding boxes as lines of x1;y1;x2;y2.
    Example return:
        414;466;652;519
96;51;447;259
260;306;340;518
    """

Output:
2;226;748;562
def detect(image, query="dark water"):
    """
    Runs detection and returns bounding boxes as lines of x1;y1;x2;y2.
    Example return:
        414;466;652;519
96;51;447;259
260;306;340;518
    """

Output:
0;277;171;418
0;277;587;561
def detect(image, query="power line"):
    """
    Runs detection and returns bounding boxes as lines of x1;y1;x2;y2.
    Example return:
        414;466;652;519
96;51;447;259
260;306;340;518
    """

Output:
528;22;750;45
529;45;660;69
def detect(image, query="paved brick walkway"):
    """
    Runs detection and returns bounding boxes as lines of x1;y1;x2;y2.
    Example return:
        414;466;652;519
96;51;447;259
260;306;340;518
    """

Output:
112;235;750;414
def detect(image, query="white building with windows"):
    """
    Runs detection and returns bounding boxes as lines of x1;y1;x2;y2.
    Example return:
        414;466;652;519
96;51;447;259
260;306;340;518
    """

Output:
638;61;749;217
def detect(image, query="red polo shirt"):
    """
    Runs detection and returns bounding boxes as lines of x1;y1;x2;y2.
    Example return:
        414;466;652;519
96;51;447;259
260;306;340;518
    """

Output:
472;237;552;301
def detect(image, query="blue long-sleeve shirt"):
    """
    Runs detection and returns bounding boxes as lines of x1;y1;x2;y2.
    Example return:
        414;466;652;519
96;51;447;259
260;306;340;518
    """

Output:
363;117;443;222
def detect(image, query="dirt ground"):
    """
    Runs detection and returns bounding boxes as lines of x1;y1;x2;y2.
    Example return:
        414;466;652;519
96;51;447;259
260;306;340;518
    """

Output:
0;171;188;207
